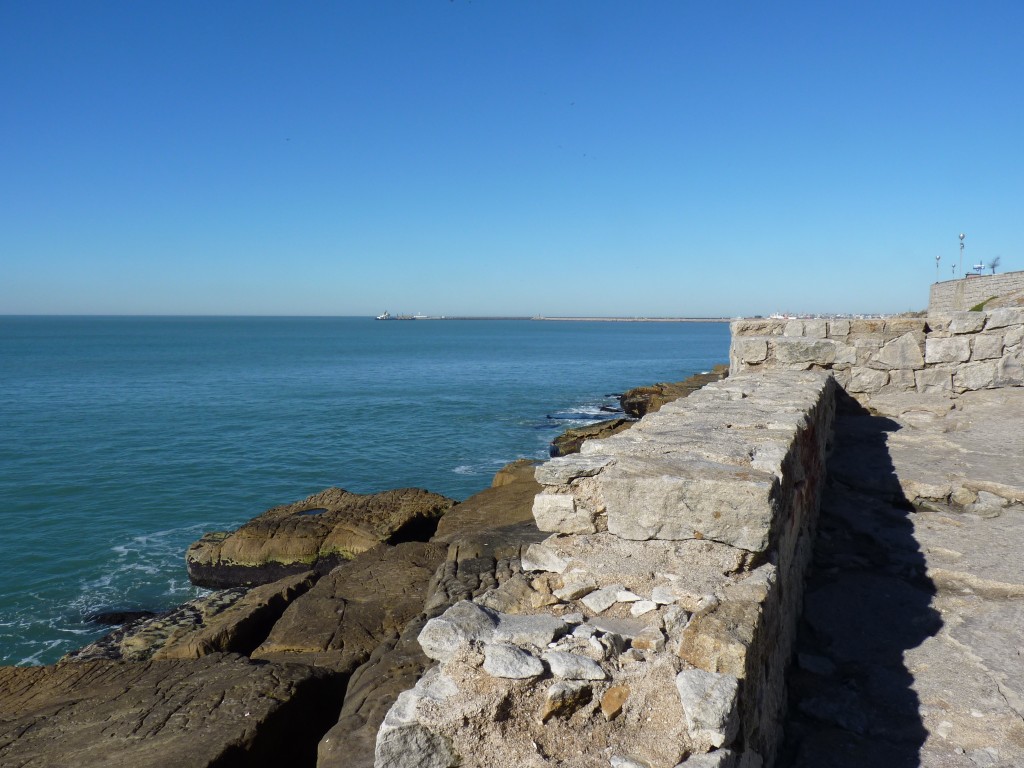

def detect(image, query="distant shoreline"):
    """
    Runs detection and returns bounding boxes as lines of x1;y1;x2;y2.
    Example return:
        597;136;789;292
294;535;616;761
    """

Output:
382;316;732;323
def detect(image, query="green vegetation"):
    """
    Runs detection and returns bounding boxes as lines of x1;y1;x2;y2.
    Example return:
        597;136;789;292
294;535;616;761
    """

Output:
969;297;997;312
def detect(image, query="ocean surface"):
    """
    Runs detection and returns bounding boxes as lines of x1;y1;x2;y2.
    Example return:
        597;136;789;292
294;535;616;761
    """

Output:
0;316;730;665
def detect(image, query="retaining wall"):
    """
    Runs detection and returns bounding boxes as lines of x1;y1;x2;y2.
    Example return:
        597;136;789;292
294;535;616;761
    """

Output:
375;371;835;768
929;270;1024;313
730;309;1024;399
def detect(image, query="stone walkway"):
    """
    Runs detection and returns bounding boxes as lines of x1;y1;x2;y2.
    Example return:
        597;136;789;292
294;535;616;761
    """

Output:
780;388;1024;767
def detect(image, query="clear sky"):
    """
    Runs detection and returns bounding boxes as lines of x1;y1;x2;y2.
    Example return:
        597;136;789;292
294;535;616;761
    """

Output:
2;1;1021;317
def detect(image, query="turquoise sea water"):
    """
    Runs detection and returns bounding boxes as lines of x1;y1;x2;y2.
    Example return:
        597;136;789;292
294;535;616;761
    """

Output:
0;316;729;665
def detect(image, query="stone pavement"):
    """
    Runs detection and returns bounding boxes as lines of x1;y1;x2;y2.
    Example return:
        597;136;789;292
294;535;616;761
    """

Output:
780;387;1024;767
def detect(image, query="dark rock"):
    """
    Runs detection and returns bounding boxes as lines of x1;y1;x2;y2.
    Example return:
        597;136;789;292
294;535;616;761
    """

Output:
68;571;319;662
186;487;456;589
86;609;157;625
0;654;342;768
550;418;634;457
619;364;729;418
251;541;448;673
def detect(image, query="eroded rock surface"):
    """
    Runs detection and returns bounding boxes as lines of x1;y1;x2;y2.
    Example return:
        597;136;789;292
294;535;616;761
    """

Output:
618;365;729;418
186;487;456;588
0;654;341;768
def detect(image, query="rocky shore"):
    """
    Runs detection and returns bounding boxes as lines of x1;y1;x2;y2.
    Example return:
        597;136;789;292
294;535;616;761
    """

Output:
4;318;1021;768
0;368;723;767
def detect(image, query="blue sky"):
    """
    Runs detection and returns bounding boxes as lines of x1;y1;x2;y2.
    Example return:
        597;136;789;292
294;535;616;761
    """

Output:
2;1;1021;316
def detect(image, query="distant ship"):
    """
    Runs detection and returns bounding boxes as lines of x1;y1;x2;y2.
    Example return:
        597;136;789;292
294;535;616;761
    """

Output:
376;311;427;320
376;311;391;320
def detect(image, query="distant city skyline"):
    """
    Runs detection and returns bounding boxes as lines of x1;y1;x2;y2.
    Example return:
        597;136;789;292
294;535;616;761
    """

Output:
2;1;1022;317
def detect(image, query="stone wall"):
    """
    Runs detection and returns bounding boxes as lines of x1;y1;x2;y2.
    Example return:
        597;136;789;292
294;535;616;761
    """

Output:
730;309;1024;398
929;270;1024;313
375;371;835;768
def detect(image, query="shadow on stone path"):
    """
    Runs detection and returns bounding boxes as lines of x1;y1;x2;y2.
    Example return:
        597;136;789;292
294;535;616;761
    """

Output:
778;391;943;767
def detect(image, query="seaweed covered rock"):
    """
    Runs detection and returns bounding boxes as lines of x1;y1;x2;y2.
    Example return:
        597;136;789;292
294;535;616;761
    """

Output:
619;364;729;418
186;487;456;588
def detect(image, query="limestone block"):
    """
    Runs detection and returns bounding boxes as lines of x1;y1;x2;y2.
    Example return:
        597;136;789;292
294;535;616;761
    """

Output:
883;317;927;339
493;613;568;647
599;455;778;553
675;668;740;749
849;319;885;335
773;338;835;366
803;320;828;338
521;543;568;573
676;751;738;767
482;643;544;679
534;455;613;486
925;336;971;364
887;369;916;391
733;337;768;364
915;368;953;394
542;650;607;680
1004;325;1024;349
533;493;595;534
953;361;996;392
554;578;597;601
926;314;952;333
948;312;987;334
873;332;924;369
417;601;498;662
783;320;804;337
731;319;785;336
986;308;1024;329
971;334;1004;361
581;584;626;614
994;353;1024;387
676;601;759;678
833;343;856;366
847;367;889;394
827;319;850;338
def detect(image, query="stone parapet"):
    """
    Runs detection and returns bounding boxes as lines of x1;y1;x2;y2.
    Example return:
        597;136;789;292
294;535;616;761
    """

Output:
929;270;1024;313
730;310;1024;400
375;371;835;768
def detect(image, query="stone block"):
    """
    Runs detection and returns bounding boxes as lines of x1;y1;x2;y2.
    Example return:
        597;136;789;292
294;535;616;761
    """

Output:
971;334;1004;361
915;368;953;394
535;455;613;486
849;319;885;335
953;361;996;392
948;312;987;334
847;367;889;393
827;319;850;338
675;668;740;749
887;369;916;391
883;317;927;339
783;320;805;337
493;613;569;647
986;308;1024;329
417;601;498;662
482;644;544;679
600;455;778;553
874;333;925;369
925;314;952;333
731;319;785;336
994;353;1024;387
521;543;568;573
533;493;595;534
733;337;768;364
1005;325;1024;349
925;337;971;364
773;338;836;367
542;650;607;680
833;343;856;366
803;320;828;338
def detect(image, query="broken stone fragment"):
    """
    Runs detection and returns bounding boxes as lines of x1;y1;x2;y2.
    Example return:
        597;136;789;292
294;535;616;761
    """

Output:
542;650;608;680
632;626;666;652
534;454;614;485
417;601;498;662
616;590;642;602
630;600;658;617
554;579;598;601
482;643;545;679
493;612;569;648
533;493;596;534
581;584;625;614
675;668;740;749
520;543;569;574
610;756;650;768
673;750;738;767
601;684;630;721
540;680;592;722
